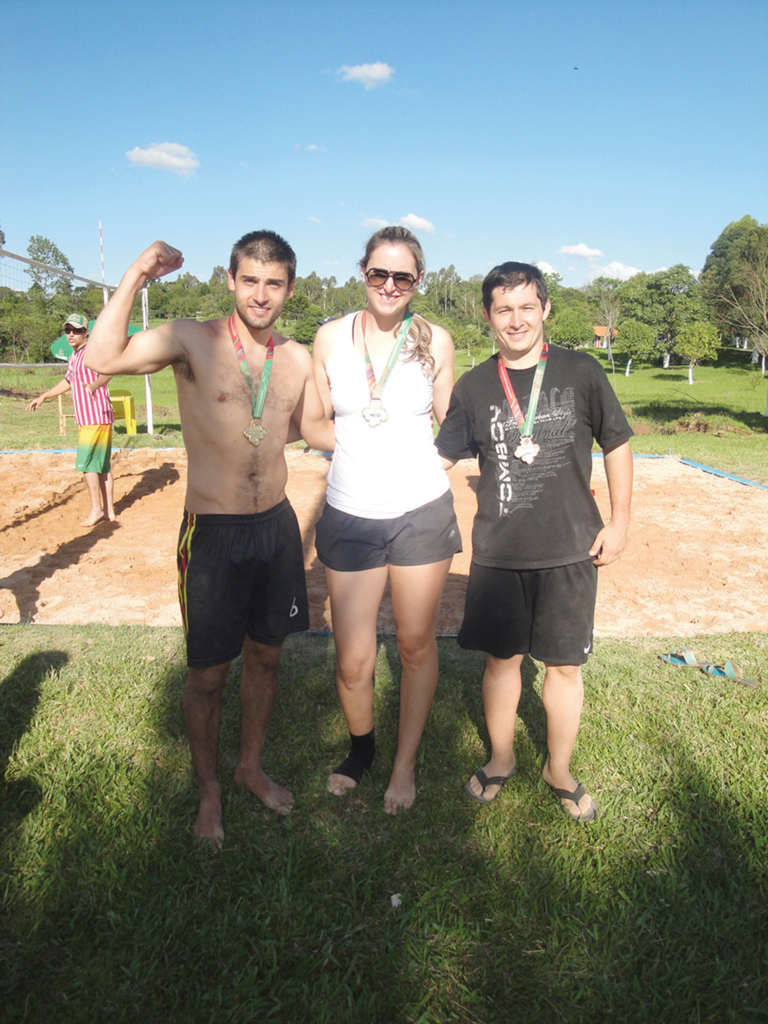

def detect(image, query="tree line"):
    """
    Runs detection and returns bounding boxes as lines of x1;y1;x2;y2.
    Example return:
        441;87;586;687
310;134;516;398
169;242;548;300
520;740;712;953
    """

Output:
1;217;766;380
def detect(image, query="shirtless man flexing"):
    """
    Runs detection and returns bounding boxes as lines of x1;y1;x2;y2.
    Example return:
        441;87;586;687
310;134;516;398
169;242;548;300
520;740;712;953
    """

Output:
86;232;335;846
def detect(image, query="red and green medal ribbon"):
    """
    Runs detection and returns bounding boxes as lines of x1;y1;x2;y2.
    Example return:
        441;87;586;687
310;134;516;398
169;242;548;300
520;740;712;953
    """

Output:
229;314;274;446
361;311;412;427
496;343;548;464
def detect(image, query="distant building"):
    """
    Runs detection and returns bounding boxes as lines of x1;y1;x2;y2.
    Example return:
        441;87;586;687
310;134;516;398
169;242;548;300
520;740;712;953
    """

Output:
592;326;619;349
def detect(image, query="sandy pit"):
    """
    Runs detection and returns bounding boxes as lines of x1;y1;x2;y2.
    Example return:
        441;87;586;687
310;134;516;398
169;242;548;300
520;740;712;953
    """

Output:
1;448;767;637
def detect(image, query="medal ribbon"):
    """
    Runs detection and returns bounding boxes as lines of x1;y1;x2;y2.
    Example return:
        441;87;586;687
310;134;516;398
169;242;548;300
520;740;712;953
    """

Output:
229;314;273;419
496;343;548;439
362;311;412;400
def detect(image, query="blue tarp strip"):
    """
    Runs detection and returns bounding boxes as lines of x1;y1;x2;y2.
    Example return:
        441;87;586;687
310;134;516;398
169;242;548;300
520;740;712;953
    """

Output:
678;458;768;490
590;452;768;489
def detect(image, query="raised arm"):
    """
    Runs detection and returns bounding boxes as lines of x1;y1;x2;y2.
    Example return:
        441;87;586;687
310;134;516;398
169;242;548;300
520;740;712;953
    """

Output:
85;241;186;376
589;440;633;566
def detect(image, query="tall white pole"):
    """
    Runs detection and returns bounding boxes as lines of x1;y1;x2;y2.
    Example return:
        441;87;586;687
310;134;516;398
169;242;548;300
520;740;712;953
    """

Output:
99;221;109;307
141;287;154;435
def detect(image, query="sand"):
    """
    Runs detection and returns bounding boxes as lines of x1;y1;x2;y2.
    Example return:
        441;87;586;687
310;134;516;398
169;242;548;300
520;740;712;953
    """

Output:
1;448;767;637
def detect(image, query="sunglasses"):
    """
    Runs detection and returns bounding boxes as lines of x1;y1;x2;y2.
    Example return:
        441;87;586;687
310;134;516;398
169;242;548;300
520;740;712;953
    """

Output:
65;326;88;335
364;268;418;290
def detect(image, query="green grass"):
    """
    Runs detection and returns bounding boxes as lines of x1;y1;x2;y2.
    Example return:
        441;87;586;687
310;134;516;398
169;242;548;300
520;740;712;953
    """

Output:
0;365;184;450
3;348;768;1020
1;626;767;1023
4;351;767;479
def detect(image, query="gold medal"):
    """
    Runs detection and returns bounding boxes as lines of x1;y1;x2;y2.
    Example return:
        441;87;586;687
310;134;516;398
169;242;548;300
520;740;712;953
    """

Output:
244;418;267;446
229;316;274;449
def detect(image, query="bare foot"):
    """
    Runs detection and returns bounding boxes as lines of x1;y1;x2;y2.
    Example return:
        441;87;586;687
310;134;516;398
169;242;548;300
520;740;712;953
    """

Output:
81;509;105;527
193;793;224;849
327;772;357;797
464;754;516;803
383;766;416;816
234;766;294;815
542;758;597;822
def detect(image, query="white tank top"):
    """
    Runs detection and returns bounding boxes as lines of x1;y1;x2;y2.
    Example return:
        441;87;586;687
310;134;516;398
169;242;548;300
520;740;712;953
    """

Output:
324;312;450;519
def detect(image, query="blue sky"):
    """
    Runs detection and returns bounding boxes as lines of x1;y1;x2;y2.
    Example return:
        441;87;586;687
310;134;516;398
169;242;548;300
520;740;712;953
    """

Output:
2;0;766;291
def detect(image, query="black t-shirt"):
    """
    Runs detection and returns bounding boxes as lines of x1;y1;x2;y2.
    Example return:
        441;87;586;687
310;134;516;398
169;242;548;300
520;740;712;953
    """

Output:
436;346;633;569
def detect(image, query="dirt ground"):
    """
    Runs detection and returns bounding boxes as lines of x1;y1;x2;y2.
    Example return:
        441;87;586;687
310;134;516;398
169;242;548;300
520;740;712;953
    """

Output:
1;447;767;637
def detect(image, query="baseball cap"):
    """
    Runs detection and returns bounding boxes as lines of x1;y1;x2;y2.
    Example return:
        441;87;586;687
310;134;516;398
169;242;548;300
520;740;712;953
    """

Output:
64;313;89;330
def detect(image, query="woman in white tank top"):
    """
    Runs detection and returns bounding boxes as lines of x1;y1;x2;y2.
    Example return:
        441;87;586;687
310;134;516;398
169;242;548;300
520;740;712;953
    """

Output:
313;226;460;815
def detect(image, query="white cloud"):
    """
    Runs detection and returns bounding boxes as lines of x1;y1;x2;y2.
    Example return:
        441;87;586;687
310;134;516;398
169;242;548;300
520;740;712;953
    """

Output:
307;144;326;151
363;217;389;229
339;62;394;89
308;216;322;224
558;243;603;260
535;261;556;275
125;142;199;176
590;261;641;281
400;213;434;235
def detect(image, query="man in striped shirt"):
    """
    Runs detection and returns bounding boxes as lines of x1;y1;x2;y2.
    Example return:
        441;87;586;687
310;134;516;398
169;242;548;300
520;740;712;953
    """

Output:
26;313;116;526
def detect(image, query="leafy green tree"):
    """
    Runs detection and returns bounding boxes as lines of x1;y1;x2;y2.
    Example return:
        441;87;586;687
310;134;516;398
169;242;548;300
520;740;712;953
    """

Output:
0;299;50;362
700;216;760;345
26;235;74;295
702;221;768;360
619;265;708;365
674;321;720;384
614;319;656;375
547;306;594;349
583;276;622;379
319;276;337;311
295;271;324;305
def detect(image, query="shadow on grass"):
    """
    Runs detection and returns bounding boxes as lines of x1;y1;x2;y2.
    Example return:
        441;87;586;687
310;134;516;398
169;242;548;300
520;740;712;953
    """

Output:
0;650;68;865
627;397;767;433
2;634;767;1022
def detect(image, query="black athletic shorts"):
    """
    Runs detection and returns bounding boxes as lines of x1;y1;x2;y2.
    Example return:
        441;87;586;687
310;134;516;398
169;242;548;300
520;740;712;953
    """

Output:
177;498;309;668
458;559;597;665
315;489;462;571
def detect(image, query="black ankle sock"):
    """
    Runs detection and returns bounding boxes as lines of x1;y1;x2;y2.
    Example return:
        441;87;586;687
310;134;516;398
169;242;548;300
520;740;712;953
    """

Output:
333;728;375;783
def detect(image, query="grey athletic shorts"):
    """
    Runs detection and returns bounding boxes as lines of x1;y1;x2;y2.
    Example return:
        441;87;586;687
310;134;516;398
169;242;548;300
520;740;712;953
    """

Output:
315;489;462;571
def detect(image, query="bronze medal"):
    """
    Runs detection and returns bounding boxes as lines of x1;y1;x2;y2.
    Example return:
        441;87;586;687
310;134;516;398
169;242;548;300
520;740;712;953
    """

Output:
514;436;540;464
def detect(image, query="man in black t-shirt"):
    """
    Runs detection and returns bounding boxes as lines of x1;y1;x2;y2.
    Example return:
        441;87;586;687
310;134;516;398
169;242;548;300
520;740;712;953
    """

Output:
436;262;633;822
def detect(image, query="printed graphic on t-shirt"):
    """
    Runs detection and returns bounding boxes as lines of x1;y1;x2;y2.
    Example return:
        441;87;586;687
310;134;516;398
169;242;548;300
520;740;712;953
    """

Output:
489;386;577;517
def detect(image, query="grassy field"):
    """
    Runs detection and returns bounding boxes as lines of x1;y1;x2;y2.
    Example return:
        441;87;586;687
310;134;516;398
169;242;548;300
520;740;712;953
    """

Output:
2;348;768;1021
1;626;767;1023
4;348;767;481
0;364;184;451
